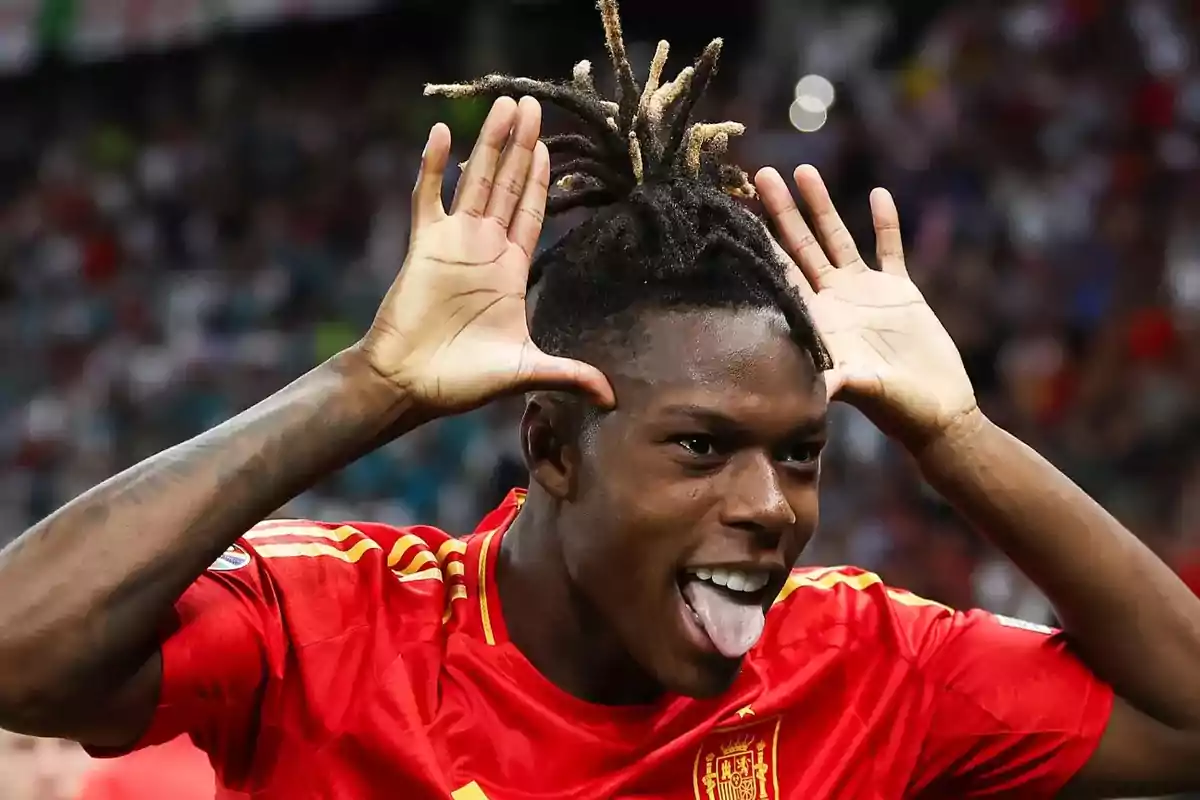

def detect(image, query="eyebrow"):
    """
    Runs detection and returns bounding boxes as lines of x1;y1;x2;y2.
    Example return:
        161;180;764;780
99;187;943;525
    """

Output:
656;404;828;438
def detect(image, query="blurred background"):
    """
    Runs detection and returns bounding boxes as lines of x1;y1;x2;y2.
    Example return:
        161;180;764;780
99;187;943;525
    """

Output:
0;0;1197;797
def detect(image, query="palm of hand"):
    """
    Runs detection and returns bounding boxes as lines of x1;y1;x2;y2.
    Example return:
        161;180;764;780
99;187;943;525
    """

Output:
375;216;539;410
359;98;612;416
806;269;975;442
756;165;977;447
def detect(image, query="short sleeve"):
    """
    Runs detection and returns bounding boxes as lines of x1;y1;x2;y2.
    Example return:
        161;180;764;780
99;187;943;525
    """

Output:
88;542;287;786
909;610;1114;798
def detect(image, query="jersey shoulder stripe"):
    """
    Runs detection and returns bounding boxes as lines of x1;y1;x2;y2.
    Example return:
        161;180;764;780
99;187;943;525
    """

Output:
254;538;381;564
773;565;950;611
243;521;381;563
238;519;460;591
245;520;364;544
226;519;475;635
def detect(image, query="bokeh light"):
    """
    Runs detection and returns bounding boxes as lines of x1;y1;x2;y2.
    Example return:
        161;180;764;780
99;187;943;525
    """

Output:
788;97;828;132
794;74;836;109
789;74;835;132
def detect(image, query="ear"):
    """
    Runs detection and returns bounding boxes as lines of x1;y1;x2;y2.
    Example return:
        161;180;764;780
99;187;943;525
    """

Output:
519;393;582;501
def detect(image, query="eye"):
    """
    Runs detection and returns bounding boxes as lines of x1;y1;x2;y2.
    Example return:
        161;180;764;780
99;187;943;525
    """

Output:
672;435;719;458
777;442;823;466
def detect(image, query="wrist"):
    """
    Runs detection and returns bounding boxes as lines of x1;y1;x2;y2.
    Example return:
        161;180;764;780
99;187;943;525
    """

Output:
328;346;428;435
912;405;990;468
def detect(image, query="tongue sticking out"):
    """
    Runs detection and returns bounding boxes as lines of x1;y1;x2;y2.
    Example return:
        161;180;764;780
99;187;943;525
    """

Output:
682;579;766;659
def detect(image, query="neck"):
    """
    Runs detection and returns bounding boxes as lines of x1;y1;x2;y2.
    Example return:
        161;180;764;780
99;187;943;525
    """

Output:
496;490;663;706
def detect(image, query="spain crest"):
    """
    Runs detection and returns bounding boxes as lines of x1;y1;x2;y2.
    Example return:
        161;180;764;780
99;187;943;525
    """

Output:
693;716;781;800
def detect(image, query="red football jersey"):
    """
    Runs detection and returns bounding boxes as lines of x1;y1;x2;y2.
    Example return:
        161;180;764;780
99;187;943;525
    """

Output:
102;490;1112;799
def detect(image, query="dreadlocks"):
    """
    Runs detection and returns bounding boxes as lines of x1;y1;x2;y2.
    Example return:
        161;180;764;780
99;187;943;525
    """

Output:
425;0;831;372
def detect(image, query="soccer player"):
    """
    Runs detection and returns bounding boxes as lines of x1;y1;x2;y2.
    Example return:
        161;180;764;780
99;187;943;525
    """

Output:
3;2;1200;797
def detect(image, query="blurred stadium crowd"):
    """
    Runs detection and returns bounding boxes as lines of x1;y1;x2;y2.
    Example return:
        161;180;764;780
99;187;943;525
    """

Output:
0;0;1198;795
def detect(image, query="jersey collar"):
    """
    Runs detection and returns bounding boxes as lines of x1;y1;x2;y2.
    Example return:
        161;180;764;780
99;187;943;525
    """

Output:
465;488;524;645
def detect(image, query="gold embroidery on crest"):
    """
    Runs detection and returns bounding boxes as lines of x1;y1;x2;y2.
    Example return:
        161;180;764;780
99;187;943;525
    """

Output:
693;716;781;800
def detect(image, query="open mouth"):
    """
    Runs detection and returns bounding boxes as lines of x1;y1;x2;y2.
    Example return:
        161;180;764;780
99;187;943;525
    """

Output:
676;567;779;659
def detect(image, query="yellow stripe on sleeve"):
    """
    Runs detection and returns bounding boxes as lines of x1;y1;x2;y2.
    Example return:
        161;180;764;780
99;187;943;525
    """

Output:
436;539;468;563
772;568;946;611
245;524;362;543
395;567;444;583
255;539;380;564
386;534;427;567
885;587;949;611
395;550;438;575
811;570;883;592
772;573;807;606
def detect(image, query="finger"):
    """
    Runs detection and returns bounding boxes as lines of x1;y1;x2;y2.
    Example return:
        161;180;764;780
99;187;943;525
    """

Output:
485;97;542;227
825;367;885;406
507;140;550;261
451;96;519;218
411;123;451;230
870;188;908;278
822;367;845;404
519;353;616;409
754;166;833;291
768;237;815;300
793;164;865;271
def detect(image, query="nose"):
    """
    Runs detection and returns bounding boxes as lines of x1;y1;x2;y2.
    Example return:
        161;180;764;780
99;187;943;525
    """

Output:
718;452;797;541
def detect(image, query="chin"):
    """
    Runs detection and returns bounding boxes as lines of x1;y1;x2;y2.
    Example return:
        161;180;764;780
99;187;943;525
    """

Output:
661;652;743;699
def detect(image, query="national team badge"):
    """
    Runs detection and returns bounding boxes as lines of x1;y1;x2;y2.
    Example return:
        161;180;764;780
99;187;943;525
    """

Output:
209;544;251;572
693;716;781;800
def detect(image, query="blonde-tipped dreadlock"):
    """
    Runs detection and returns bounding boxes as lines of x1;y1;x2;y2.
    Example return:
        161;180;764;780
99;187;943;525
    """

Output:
424;0;756;208
425;0;831;374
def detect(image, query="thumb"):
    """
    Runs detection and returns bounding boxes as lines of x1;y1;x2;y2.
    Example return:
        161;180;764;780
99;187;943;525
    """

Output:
822;366;846;404
519;353;616;408
825;366;887;404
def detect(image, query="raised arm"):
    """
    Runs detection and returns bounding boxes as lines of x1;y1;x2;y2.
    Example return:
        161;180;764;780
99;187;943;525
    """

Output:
757;164;1200;797
0;96;611;749
916;411;1200;798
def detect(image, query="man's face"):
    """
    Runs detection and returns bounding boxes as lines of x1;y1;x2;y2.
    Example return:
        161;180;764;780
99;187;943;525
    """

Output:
561;307;827;698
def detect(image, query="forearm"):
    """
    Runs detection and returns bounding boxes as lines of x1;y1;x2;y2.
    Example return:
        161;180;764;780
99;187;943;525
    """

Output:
0;347;414;721
917;411;1200;730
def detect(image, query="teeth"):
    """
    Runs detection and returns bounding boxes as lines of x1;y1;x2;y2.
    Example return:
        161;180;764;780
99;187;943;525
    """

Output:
687;567;770;594
742;572;769;592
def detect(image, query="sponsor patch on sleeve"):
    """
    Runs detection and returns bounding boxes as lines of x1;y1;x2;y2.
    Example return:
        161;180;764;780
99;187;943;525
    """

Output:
994;614;1055;635
209;544;252;572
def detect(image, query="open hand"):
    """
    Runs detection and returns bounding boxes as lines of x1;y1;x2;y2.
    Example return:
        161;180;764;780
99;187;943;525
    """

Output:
756;165;977;449
358;96;614;416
